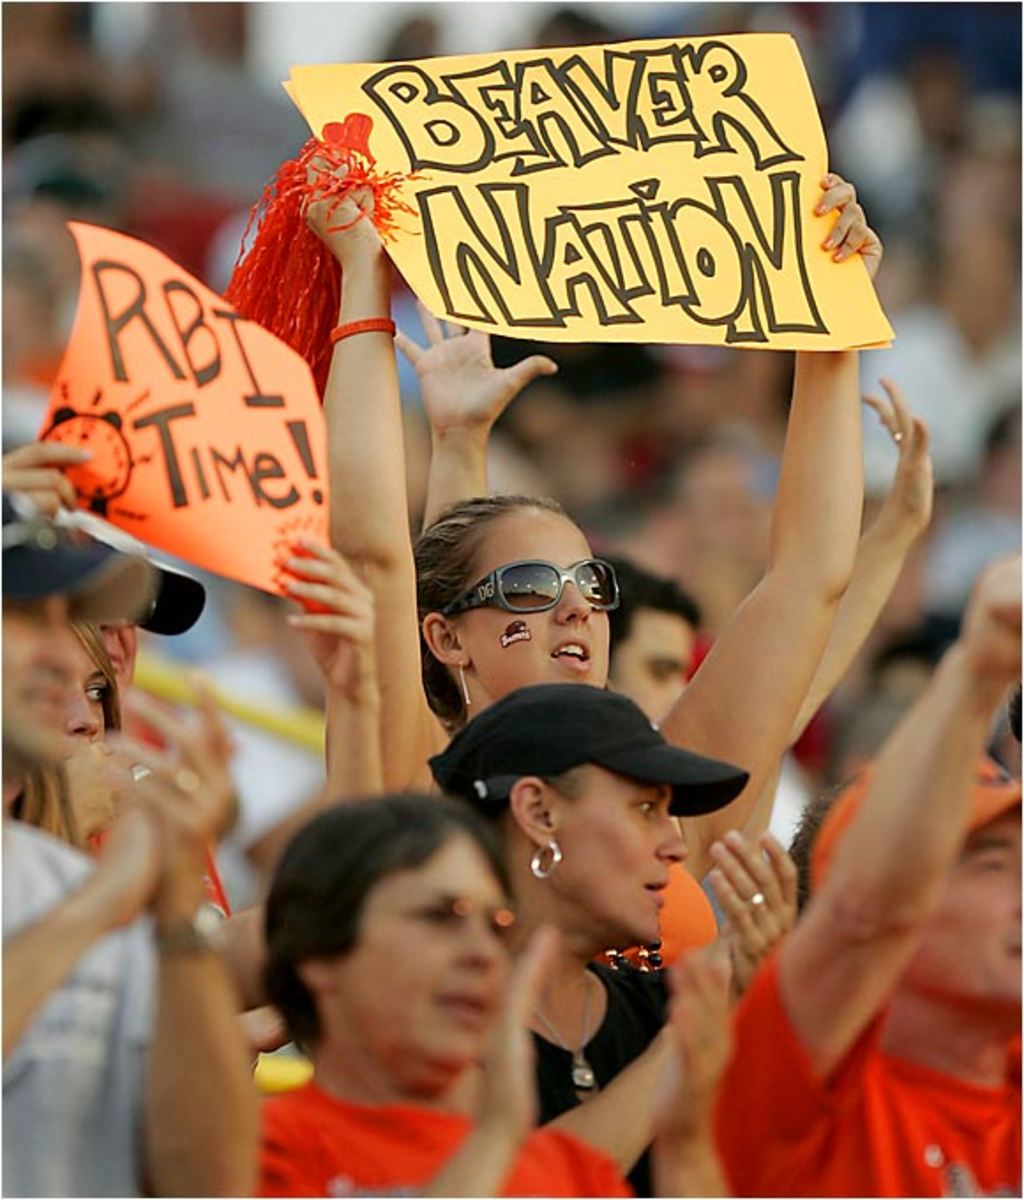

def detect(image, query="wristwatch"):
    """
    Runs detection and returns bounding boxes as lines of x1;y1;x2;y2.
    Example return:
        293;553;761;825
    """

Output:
155;903;224;955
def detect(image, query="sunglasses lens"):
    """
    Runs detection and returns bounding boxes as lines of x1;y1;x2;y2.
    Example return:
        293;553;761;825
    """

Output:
576;560;617;607
500;563;562;610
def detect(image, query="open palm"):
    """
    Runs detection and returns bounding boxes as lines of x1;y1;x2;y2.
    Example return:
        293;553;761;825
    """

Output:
396;301;557;435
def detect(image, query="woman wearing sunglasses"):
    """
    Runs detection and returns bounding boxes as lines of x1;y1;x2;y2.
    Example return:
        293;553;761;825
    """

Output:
307;168;880;886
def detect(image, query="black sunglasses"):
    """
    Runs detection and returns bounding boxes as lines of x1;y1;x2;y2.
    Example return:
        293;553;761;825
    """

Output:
441;557;620;616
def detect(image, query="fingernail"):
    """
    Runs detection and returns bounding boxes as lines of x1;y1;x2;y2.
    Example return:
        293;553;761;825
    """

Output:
725;830;743;847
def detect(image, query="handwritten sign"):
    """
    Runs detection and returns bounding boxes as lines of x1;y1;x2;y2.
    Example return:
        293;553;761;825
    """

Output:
286;34;892;350
38;222;328;594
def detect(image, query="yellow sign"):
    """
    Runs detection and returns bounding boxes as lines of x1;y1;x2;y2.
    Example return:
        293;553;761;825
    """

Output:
286;35;892;350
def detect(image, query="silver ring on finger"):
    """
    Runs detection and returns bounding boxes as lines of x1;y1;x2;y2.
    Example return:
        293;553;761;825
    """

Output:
892;431;904;444
749;891;766;908
174;768;202;795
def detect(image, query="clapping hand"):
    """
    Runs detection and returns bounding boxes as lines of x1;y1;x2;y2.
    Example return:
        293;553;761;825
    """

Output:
708;830;798;998
655;941;733;1143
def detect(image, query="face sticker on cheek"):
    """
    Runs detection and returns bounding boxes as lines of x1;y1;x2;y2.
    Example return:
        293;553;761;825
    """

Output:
500;620;532;649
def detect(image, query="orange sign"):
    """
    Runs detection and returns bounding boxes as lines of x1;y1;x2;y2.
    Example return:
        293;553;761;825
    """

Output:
39;223;328;594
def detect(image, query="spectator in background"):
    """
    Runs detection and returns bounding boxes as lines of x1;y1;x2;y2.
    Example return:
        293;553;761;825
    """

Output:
860;223;1020;494
379;11;440;61
605;556;702;726
924;405;1022;621
531;5;622;48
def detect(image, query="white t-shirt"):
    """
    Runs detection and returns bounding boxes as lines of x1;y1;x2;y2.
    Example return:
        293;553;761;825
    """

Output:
3;822;154;1198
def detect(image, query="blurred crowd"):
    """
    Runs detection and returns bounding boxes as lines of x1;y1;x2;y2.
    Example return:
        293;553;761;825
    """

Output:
2;4;1021;1199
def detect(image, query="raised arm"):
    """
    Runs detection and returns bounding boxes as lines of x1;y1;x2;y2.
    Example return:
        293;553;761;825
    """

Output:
739;381;933;841
211;545;385;1014
306;176;443;788
789;378;933;742
779;555;1021;1080
661;174;874;879
394;307;556;530
287;542;383;796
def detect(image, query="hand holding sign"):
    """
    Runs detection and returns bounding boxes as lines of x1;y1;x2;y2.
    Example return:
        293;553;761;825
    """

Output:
38;223;328;596
2;440;92;517
817;174;882;277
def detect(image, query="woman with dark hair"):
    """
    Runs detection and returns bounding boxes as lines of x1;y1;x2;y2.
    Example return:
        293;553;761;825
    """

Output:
258;793;732;1197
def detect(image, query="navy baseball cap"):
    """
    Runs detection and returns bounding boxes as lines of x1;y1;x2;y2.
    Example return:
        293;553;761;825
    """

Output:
3;493;156;623
430;683;750;816
57;511;206;635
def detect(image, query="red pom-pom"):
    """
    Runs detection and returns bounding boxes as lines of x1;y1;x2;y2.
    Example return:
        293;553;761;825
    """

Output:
225;114;416;399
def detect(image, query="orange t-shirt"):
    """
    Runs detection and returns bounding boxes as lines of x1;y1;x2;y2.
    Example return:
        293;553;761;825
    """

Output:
714;956;1021;1197
260;1082;632;1197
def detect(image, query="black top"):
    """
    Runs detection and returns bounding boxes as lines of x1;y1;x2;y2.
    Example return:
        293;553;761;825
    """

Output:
534;962;668;1197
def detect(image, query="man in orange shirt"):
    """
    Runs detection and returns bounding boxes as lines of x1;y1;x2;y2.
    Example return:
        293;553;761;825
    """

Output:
715;555;1021;1198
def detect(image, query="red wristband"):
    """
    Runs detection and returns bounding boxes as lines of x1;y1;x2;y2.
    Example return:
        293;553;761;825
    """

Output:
330;318;396;343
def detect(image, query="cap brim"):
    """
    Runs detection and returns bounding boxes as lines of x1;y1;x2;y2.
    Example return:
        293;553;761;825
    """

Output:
596;743;750;816
811;759;1022;892
140;564;206;635
54;509;206;635
5;538;157;625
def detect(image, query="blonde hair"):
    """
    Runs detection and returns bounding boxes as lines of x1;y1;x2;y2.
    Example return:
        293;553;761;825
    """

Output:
72;622;121;732
14;621;122;849
14;764;83;847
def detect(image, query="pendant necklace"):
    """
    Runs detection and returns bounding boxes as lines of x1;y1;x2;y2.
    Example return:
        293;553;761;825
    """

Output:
533;973;598;1095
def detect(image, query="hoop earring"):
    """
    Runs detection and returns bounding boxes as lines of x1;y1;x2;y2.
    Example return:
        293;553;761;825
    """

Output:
530;840;563;879
458;664;471;710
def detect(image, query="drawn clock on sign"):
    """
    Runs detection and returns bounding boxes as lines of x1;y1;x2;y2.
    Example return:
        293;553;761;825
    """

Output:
41;398;135;517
